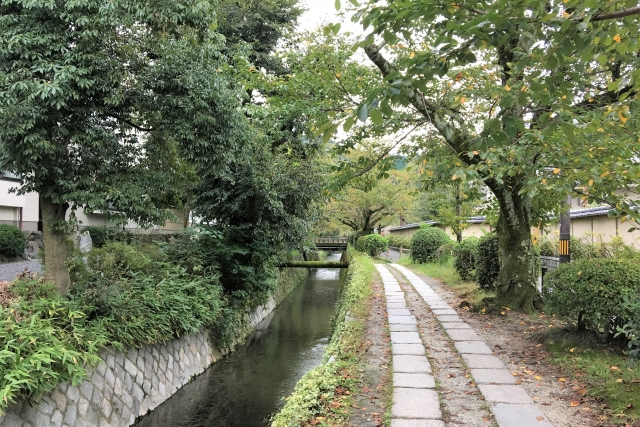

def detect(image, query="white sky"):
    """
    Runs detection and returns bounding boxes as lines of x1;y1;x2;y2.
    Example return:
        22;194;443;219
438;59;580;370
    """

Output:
297;0;362;34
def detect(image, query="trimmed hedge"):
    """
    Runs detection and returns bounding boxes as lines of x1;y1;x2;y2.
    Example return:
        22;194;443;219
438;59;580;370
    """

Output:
0;224;25;258
355;234;388;257
454;237;479;280
544;258;640;338
410;227;451;264
387;235;412;249
475;234;500;289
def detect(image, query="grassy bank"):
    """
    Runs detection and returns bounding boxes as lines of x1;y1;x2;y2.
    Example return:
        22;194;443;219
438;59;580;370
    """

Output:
270;253;374;427
540;329;640;425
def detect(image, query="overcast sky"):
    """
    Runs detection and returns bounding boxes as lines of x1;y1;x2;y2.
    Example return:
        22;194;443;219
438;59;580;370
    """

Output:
297;0;361;34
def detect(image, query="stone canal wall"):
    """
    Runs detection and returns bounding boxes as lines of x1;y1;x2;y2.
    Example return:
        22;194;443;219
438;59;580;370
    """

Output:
0;268;307;427
0;331;214;427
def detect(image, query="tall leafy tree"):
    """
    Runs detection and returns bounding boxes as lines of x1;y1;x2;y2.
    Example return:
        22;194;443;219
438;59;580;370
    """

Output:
326;1;640;311
0;0;243;293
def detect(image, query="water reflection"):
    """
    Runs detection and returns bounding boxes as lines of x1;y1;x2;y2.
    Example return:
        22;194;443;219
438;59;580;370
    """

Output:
135;253;343;427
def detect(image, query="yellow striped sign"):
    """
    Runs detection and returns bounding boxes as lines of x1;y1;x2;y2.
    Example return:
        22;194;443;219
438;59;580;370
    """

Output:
558;239;570;256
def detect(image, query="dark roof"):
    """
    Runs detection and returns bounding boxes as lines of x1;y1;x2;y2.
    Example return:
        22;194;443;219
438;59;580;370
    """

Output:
569;206;612;218
390;206;624;232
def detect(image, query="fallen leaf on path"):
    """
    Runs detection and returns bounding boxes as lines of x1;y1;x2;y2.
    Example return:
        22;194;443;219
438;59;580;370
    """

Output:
534;376;542;380
536;416;545;421
558;378;566;382
570;401;580;407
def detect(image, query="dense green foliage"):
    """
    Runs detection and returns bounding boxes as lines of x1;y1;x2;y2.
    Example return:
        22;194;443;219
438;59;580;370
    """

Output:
544;259;640;341
454;237;479;280
387;235;412;249
321;0;640;311
435;242;456;264
355;234;388;257
475;234;500;289
618;296;640;362
410;227;451;264
0;224;24;257
272;253;374;427
1;245;223;414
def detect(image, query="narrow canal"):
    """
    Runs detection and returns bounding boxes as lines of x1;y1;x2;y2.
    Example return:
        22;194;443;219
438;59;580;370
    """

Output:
135;253;343;427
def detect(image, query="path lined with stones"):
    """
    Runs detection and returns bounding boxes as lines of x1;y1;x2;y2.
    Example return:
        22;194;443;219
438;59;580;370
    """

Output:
378;262;555;427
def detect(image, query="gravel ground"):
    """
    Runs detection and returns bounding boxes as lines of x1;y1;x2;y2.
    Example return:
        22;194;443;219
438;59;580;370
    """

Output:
0;259;42;282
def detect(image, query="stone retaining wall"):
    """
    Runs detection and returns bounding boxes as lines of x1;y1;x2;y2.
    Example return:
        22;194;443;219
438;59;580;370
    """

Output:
0;268;307;427
0;330;215;427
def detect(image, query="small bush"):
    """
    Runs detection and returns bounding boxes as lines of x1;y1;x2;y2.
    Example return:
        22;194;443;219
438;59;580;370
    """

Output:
435;242;457;264
410;227;452;264
544;258;640;339
355;234;388;257
454;237;479;280
538;239;555;257
387;235;412;249
475;234;500;289
86;242;151;281
82;226;112;248
0;224;25;258
617;296;640;362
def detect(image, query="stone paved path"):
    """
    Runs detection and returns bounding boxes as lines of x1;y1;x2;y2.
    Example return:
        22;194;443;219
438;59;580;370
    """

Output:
376;263;555;427
0;259;42;282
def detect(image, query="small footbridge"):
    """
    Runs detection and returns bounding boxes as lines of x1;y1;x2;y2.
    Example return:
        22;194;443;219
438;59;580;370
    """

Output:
278;237;349;268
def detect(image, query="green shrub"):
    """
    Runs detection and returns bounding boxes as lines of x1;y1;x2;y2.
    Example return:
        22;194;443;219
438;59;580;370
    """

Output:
0;224;25;258
355;234;388;257
454;237;479;280
435;242;457;264
1;255;225;414
387;235;412;249
410;227;451;264
544;259;640;339
617;296;640;362
475;234;500;289
82;226;112;248
86;242;151;281
538;239;555;257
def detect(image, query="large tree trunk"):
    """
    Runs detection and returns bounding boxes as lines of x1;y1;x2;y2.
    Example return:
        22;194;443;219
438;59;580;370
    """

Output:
40;196;71;295
492;184;538;313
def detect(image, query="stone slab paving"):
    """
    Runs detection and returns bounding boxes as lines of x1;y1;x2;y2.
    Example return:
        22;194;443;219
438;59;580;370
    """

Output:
478;384;534;404
393;355;432;373
471;368;517;384
454;340;493;354
389;332;422;344
392;343;426;355
387;264;555;427
440;322;472;330
390;420;445;427
388;315;417;324
392;389;441;419
393;373;435;388
389;324;418;332
375;264;443;426
492;404;554;427
462;354;506;369
445;328;481;341
388;308;412;316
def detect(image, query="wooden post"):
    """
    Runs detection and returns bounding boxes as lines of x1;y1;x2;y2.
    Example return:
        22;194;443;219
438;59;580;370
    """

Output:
559;195;571;264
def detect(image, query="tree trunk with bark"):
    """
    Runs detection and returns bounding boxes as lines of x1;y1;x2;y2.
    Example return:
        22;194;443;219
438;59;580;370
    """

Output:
40;196;71;295
491;182;538;313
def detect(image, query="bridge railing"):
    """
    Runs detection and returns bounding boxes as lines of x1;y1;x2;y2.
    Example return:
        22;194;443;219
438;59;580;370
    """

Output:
313;237;349;244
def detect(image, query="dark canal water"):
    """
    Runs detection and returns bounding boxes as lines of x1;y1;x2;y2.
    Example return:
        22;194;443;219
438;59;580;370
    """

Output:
134;254;342;427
